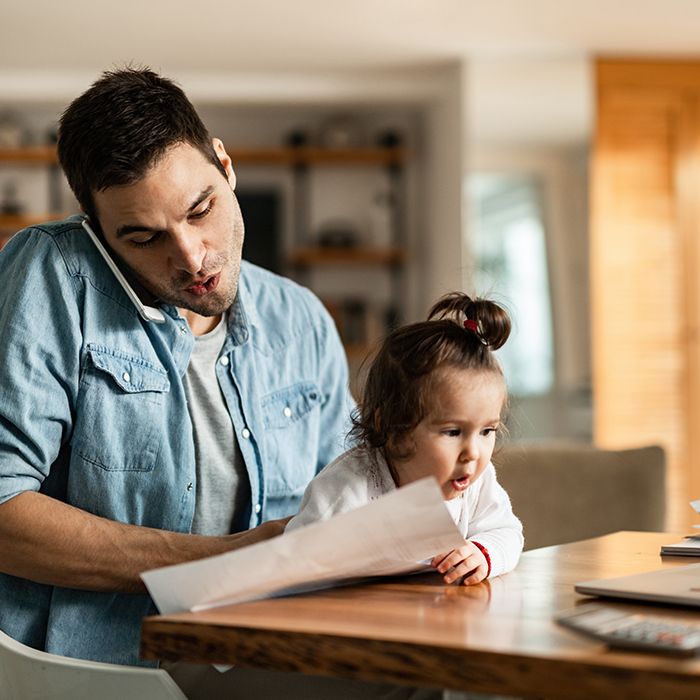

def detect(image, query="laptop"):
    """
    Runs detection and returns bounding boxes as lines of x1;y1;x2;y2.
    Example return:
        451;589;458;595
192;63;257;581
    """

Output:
576;562;700;607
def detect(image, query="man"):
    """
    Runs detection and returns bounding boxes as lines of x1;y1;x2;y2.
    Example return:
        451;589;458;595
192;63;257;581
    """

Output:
0;68;353;669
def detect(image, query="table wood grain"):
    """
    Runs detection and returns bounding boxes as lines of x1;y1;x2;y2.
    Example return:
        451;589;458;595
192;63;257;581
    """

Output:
141;531;700;699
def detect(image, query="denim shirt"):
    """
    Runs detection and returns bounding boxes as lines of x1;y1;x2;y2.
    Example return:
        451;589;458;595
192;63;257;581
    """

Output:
0;216;353;665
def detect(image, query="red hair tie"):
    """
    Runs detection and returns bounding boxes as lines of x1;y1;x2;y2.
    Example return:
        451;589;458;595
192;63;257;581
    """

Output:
464;319;478;332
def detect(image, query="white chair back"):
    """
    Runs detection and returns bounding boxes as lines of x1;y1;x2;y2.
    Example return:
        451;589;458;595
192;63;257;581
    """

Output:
0;628;188;700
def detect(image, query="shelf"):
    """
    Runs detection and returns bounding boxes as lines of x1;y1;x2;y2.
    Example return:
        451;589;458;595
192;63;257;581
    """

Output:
0;212;65;232
0;146;58;164
226;146;405;166
0;145;405;167
289;246;407;267
0;145;404;167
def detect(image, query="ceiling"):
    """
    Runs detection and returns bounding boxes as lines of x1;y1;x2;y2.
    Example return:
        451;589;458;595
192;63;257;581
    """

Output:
3;0;699;73
1;0;699;145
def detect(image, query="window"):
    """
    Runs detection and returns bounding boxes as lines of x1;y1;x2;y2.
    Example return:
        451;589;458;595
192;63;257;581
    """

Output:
466;173;554;397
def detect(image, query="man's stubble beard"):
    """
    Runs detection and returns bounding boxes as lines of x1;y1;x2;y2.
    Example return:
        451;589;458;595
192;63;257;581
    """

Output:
117;219;244;318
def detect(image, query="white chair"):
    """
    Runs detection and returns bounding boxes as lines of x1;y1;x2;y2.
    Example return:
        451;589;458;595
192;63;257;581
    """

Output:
0;628;188;700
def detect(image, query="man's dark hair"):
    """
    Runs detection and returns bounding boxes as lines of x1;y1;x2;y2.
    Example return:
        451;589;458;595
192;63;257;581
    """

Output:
57;67;227;223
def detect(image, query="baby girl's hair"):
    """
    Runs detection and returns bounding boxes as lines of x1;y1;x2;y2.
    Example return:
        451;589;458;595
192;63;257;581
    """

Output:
351;292;511;463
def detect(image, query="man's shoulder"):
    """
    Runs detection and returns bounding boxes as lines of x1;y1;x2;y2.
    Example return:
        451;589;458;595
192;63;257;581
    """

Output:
239;261;321;305
9;215;85;242
0;215;98;274
238;261;331;330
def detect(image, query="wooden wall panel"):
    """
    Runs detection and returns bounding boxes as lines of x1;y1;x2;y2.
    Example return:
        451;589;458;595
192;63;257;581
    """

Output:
592;64;700;531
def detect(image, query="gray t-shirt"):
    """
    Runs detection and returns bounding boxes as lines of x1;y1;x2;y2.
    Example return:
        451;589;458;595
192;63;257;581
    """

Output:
184;315;251;535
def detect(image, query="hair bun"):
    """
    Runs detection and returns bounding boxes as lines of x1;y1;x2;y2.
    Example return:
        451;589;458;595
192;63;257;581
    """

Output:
428;292;511;351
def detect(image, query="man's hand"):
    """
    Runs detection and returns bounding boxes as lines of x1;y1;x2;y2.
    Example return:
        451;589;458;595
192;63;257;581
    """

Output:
224;516;292;548
430;541;488;585
0;492;292;595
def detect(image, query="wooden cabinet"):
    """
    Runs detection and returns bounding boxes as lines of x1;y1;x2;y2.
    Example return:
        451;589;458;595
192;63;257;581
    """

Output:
592;60;700;531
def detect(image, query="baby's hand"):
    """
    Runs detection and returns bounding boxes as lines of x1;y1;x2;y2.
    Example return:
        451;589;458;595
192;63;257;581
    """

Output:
431;541;488;585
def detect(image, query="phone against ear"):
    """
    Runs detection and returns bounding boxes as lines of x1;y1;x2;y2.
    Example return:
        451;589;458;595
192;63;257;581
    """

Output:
82;219;165;324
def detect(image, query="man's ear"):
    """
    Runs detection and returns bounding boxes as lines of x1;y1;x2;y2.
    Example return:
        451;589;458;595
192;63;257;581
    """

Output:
212;138;236;188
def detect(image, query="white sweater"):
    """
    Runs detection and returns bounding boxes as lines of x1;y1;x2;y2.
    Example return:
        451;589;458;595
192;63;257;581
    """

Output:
286;446;524;578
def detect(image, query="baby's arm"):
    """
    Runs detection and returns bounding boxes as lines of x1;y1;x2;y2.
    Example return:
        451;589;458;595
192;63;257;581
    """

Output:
462;463;524;578
285;449;373;532
428;464;523;584
430;541;489;585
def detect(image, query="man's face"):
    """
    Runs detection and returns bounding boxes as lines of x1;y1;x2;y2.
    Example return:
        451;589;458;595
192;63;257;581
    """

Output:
92;140;244;323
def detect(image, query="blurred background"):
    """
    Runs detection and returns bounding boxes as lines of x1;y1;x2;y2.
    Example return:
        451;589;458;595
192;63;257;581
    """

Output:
1;0;699;528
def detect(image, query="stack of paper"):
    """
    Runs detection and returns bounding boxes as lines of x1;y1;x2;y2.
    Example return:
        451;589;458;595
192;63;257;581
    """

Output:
142;477;466;615
660;536;700;556
660;499;700;556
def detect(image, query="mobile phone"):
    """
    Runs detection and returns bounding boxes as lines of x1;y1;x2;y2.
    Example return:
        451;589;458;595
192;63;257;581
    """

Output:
82;219;165;324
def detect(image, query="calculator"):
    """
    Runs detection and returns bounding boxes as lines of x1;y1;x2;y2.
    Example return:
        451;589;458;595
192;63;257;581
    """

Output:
556;603;700;655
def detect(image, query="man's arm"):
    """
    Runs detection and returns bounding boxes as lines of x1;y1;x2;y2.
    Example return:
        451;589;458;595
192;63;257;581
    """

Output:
0;491;287;594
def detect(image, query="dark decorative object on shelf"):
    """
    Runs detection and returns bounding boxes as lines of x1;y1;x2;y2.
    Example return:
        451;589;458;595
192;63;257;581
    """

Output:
376;129;403;149
285;129;309;148
317;220;360;248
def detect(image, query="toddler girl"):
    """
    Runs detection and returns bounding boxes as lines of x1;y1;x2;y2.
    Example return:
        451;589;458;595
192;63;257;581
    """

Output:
286;292;523;585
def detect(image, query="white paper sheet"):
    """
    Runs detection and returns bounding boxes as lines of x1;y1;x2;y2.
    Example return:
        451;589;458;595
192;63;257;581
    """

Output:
688;500;700;531
141;477;465;615
659;500;700;554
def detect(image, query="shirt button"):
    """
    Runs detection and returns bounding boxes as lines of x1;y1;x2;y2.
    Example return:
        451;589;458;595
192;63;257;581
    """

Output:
180;326;188;334
283;407;292;417
187;482;193;491
309;393;317;400
242;428;250;439
219;356;229;366
254;504;261;514
122;372;130;383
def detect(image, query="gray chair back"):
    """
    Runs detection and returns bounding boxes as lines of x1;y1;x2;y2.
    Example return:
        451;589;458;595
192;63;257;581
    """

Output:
494;443;666;551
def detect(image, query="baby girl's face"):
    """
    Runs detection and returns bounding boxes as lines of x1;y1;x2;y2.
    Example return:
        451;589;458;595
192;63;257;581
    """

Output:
393;368;505;500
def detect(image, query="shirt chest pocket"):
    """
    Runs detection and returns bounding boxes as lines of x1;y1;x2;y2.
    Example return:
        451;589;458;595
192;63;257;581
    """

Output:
71;346;170;472
261;382;324;495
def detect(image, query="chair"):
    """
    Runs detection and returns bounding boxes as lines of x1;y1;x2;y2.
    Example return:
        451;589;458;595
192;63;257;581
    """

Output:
494;442;666;551
0;628;188;700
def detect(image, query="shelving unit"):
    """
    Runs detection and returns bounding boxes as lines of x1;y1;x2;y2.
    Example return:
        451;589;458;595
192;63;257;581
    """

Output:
227;143;409;392
288;246;406;266
226;146;409;394
0;145;65;243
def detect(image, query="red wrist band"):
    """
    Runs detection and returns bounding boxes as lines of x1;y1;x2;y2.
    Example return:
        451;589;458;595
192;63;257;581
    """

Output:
472;541;492;578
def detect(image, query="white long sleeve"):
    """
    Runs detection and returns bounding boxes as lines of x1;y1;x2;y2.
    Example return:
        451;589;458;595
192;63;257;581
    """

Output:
458;462;524;577
286;446;523;578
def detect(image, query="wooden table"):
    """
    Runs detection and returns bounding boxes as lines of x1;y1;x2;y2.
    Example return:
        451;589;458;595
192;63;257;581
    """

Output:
141;531;700;699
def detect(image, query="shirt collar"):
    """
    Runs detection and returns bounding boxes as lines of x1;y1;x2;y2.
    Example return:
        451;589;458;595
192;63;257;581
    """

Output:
226;273;259;346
